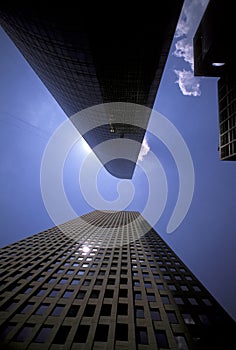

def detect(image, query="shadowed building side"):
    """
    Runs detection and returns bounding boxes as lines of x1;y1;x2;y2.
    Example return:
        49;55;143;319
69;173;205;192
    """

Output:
0;2;184;178
193;0;236;161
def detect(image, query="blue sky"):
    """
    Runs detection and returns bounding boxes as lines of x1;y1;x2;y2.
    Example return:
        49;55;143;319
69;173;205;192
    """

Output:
1;0;236;321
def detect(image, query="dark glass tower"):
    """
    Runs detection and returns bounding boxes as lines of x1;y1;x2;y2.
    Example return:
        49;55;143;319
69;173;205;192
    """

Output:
0;211;235;349
0;2;184;178
193;0;236;160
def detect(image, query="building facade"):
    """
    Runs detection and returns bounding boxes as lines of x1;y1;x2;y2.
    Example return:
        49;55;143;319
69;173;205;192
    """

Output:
0;210;235;349
0;2;184;178
193;0;236;160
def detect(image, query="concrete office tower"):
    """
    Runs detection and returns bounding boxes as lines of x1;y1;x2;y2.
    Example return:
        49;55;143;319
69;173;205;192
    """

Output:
0;2;184;178
0;211;235;349
193;0;236;160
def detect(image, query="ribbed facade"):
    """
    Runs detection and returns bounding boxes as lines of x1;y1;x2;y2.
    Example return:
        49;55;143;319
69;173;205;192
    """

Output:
0;2;184;178
0;211;235;349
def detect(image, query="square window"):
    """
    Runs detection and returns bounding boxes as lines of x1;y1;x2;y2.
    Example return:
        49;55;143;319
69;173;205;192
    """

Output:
83;304;96;317
134;291;142;300
66;305;80;317
100;304;112;316
53;325;71;344
74;325;89;343
119;289;128;298
59;278;68;285
49;289;60;297
167;311;178;323
136;326;148;345
36;288;47;296
13;324;35;342
150;308;161;321
115;323;128;341
34;325;53;343
34;303;49;315
135;306;144;318
175;334;189;350
161;295;170;304
188;298;198;305
63;290;73;298
147;293;156;302
182;313;195;324
118;303;128;315
155;330;169;348
95;279;103;285
18;302;34;314
90;290;100;299
174;297;184;305
83;279;91;286
94;324;109;342
51;305;64;316
71;278;80;285
76;291;86;299
107;278;115;285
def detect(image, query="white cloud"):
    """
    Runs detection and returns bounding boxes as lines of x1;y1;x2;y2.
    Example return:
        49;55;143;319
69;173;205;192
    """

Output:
174;69;201;97
138;137;150;162
173;0;209;96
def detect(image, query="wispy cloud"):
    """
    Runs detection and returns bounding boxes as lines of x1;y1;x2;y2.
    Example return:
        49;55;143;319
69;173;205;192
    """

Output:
138;137;150;162
173;0;209;96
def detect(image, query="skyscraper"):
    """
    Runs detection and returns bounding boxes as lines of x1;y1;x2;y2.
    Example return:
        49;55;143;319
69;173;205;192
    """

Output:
0;211;235;349
0;2;184;178
193;0;236;160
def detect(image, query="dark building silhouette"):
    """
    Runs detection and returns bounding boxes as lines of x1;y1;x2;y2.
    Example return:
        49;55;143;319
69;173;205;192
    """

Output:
0;211;235;349
193;0;236;160
0;2;184;178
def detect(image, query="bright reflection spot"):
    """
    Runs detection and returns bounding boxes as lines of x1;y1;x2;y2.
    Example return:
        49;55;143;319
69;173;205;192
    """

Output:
82;245;90;253
212;62;225;67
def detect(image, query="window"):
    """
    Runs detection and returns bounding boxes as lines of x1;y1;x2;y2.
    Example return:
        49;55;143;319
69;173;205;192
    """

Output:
147;293;156;302
34;303;49;315
104;289;114;298
181;285;189;291
109;269;116;275
100;304;112;316
66;305;80;317
150;308;161;321
0;322;17;341
48;277;56;283
175;334;189;350
168;284;177;291
77;270;85;276
161;295;170;304
36;288;47;296
62;290;73;298
115;323;128;341
155;330;169;348
73;325;90;343
118;303;128;315
166;311;178;323
66;269;74;274
144;282;152;288
188;297;198;305
134;291;142;300
71;278;80;285
51;305;64;316
133;280;140;286
182;313;195;324
18;302;34;314
157;283;164;290
83;279;91;286
93;324;109;342
119;289;128;298
53;325;71;344
120;277;127;284
34;325;53;343
48;289;60;297
13;324;35;342
83;304;96;317
76;291;86;299
174;297;184;305
107;278;115;285
193;285;201;292
90;290;100;299
95;279;103;285
136;327;148;345
199;314;210;325
135;306;144;318
59;278;68;284
203;298;212;306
